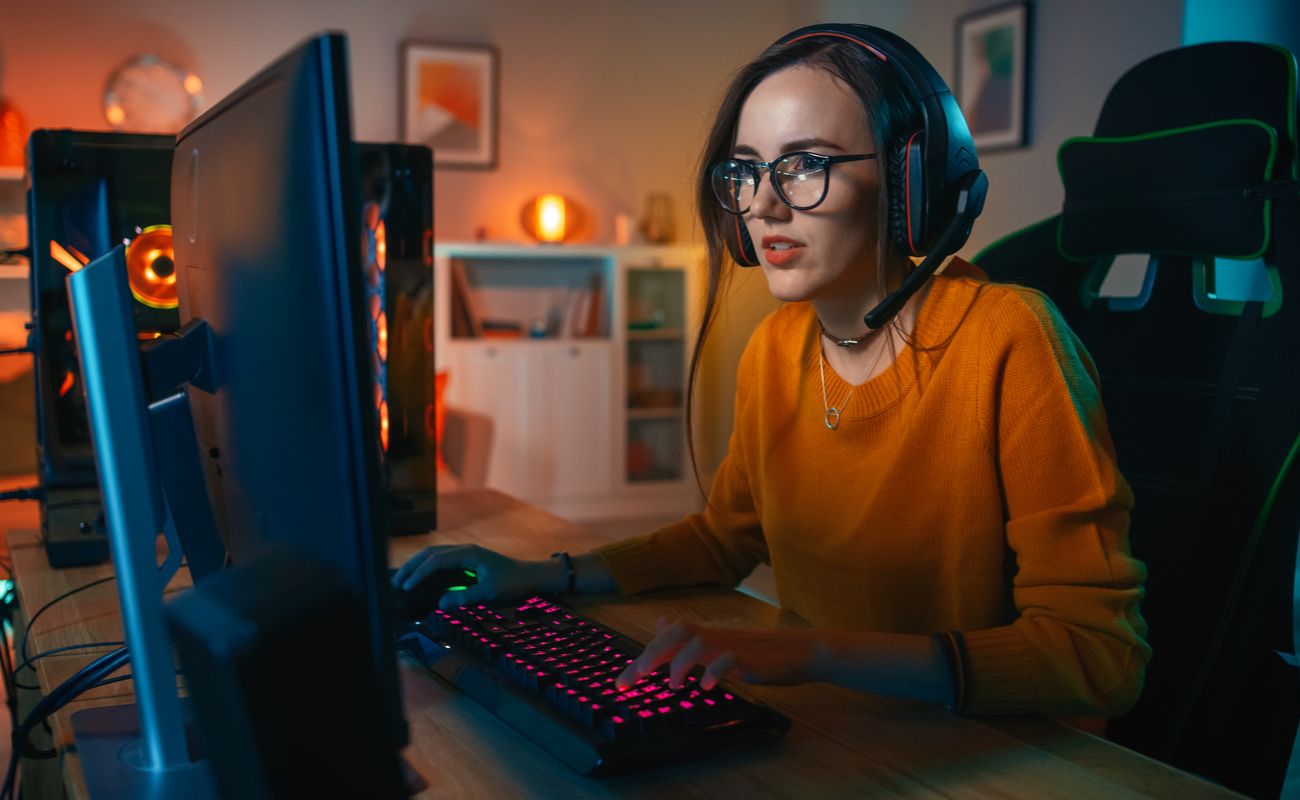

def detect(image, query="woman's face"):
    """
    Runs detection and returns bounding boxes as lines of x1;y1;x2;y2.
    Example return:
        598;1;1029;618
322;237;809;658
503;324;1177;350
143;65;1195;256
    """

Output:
734;65;881;304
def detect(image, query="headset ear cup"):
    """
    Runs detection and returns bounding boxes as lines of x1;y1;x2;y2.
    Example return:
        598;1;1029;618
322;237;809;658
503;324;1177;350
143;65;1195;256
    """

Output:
887;132;926;256
903;132;925;254
886;139;911;253
725;213;760;267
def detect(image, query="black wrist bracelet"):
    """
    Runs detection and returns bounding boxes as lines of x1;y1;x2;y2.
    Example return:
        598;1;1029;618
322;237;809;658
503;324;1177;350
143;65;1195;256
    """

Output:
550;551;576;594
931;630;968;713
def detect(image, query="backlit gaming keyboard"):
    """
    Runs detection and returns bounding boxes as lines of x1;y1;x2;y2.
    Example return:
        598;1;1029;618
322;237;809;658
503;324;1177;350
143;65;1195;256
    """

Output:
396;596;791;774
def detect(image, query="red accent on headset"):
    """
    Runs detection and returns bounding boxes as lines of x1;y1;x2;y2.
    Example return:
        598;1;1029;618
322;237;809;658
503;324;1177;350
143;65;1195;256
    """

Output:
904;131;921;253
734;214;753;264
784;32;888;61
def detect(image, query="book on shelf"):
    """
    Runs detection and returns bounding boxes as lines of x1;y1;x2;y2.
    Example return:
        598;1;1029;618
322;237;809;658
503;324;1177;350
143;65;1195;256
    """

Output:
449;261;485;338
563;277;607;339
583;272;604;338
481;319;525;339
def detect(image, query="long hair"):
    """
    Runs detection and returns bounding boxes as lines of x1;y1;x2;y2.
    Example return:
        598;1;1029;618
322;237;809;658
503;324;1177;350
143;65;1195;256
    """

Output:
686;35;927;494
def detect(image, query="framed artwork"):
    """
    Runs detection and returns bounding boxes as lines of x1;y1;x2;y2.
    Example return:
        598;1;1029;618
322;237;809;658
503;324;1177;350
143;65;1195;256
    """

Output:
402;42;498;169
955;2;1030;151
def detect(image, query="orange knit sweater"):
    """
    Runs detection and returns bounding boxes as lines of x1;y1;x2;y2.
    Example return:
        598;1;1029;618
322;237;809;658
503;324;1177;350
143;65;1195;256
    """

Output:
598;261;1150;716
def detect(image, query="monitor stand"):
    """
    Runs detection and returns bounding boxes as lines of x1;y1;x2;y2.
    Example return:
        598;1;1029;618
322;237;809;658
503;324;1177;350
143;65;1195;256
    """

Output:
72;701;215;800
66;245;224;799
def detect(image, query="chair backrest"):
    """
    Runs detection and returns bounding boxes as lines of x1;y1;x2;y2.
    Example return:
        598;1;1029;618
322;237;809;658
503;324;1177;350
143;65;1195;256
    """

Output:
975;41;1300;799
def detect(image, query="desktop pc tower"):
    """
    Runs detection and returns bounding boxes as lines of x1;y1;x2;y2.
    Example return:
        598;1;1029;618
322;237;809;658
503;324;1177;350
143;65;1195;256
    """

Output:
357;141;438;534
25;130;175;567
26;133;436;569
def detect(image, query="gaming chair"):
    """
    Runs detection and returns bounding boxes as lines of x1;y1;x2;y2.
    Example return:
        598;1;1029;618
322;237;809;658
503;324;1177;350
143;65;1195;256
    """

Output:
975;41;1300;799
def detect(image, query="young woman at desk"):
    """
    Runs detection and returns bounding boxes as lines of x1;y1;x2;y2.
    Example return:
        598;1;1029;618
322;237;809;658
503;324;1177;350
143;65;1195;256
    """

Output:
395;24;1150;718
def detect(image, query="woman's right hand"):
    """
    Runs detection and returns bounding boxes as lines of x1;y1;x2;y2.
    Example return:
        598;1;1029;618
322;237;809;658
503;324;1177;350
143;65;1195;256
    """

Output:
391;544;564;609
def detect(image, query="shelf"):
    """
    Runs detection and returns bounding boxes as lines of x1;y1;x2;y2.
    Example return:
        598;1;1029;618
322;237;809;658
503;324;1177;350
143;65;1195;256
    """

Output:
448;254;612;340
434;242;700;518
627;327;684;341
627;407;683;421
0;263;27;281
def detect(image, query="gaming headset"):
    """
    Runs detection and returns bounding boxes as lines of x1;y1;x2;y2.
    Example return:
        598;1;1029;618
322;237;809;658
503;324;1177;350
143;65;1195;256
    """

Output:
722;23;989;330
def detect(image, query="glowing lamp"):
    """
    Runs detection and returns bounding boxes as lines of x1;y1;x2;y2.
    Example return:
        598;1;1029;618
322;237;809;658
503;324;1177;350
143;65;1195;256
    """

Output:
0;99;26;168
520;193;587;243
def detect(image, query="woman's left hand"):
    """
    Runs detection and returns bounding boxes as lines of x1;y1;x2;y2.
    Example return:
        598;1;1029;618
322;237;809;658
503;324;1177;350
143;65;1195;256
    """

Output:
615;619;828;691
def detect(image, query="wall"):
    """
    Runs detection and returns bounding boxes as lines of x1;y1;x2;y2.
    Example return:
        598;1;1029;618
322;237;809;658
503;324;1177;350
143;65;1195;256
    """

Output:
0;0;815;477
816;0;1186;258
0;2;1247;490
0;0;811;245
1184;0;1300;53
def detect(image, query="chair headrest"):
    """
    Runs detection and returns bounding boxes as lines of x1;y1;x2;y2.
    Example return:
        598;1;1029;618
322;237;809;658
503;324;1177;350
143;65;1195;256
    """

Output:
1056;42;1298;262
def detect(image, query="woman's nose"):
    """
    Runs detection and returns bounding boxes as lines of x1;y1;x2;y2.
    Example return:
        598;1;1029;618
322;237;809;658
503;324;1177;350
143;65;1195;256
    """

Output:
748;170;790;221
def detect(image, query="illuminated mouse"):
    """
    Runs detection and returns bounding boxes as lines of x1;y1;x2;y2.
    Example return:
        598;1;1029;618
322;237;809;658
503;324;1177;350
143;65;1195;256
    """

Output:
391;567;477;620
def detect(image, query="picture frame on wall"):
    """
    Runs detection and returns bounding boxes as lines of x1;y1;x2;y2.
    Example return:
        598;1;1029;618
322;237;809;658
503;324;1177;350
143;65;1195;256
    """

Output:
402;41;498;169
955;2;1030;151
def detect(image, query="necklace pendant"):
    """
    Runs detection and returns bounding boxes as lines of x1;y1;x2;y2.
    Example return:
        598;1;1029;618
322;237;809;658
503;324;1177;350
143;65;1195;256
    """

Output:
834;338;860;348
824;407;842;429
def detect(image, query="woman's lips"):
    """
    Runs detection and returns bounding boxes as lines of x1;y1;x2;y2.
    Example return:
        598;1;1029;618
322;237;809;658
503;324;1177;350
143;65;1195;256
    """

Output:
762;236;804;267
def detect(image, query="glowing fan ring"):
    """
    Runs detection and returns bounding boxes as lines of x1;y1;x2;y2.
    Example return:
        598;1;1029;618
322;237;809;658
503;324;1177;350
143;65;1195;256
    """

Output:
125;224;178;309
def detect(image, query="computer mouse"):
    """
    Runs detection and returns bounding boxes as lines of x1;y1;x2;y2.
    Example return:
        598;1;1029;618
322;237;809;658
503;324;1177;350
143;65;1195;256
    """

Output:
390;567;477;621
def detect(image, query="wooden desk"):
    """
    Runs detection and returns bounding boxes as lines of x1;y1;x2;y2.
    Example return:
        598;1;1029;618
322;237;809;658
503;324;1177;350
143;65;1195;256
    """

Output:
8;489;1241;799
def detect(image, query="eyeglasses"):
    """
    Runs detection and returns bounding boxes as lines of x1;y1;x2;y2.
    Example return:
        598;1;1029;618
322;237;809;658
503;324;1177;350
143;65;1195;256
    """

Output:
710;151;877;214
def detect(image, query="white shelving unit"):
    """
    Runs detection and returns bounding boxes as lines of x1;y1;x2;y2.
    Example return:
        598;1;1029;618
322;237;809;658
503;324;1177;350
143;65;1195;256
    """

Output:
433;242;702;521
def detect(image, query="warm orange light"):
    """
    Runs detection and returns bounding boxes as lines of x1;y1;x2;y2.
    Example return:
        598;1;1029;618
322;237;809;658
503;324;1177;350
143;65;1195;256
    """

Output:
51;240;89;273
0;99;25;168
58;371;75;397
376;311;388;362
183;73;203;95
125;225;178;309
374;383;389;452
536;194;566;243
104;104;126;127
520;193;587;244
361;202;385;281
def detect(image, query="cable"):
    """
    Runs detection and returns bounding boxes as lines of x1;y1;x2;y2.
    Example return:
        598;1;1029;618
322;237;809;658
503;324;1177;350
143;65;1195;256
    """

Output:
12;641;126;692
0;348;29;357
2;646;129;800
19;575;116;664
0;613;14;726
0;488;41;503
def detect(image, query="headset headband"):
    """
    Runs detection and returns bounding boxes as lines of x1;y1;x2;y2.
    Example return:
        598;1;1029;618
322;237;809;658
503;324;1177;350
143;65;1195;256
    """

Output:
723;24;988;330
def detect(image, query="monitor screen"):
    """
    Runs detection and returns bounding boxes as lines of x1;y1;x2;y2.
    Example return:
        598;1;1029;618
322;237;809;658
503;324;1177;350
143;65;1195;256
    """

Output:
170;31;405;745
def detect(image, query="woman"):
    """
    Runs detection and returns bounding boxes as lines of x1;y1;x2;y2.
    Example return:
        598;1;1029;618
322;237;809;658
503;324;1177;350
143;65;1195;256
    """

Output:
395;24;1149;717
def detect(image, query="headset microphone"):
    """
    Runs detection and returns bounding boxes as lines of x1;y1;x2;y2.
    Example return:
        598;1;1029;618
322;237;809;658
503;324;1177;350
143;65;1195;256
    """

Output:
864;170;987;329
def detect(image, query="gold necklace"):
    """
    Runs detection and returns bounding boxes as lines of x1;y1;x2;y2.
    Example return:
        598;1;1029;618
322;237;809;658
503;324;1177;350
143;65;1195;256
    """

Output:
818;342;855;429
818;332;891;429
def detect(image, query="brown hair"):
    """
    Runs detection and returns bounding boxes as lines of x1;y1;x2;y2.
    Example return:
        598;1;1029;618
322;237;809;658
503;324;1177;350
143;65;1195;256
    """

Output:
686;35;927;493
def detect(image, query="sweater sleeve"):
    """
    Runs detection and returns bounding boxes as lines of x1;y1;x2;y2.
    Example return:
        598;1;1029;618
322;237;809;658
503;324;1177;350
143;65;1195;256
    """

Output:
962;287;1151;717
596;333;770;595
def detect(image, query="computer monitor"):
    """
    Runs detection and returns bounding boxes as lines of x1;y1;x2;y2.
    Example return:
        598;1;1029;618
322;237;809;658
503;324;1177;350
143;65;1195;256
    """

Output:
169;29;404;740
66;31;408;797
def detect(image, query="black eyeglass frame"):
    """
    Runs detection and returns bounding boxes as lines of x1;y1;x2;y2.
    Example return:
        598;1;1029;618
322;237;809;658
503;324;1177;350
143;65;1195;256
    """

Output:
711;151;878;214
